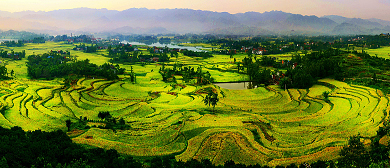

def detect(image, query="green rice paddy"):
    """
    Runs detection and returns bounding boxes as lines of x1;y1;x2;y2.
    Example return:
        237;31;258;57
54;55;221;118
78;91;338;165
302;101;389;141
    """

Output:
366;46;390;59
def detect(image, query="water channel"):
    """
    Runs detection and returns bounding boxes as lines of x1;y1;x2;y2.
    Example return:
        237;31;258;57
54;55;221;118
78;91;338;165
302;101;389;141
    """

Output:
214;82;258;90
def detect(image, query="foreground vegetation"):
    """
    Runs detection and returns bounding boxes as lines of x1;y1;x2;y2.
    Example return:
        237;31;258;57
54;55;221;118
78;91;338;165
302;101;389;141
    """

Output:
1;125;388;168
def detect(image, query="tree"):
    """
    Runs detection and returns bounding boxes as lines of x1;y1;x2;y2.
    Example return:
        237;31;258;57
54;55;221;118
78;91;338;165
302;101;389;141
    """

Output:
279;77;291;90
98;112;111;120
172;50;179;61
310;160;328;168
210;92;219;111
369;137;390;164
322;91;330;103
372;72;377;83
229;49;234;59
129;66;136;83
0;157;9;168
338;134;370;168
119;118;125;125
246;49;253;60
203;91;219;112
65;119;71;131
292;70;314;89
0;65;8;79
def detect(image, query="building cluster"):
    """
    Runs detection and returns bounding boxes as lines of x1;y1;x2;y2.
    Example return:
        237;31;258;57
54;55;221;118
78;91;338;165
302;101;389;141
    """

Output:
271;62;299;85
240;46;268;55
149;46;188;54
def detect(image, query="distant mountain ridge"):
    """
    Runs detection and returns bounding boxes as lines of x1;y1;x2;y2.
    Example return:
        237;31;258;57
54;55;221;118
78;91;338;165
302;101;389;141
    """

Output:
0;8;389;36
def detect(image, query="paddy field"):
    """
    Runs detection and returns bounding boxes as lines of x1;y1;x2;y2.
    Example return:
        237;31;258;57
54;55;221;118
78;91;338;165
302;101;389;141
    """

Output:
0;42;388;166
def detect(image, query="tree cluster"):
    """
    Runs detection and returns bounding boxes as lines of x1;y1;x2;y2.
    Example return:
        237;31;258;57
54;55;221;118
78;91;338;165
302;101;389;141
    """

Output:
0;126;143;168
1;122;390;168
238;57;273;86
49;35;95;43
128;66;137;83
280;48;343;89
27;51;125;80
0;50;26;60
0;41;23;47
237;48;343;89
73;43;98;53
27;37;45;43
108;44;135;56
203;91;219;111
108;45;172;63
182;50;212;58
158;37;171;44
337;131;390;167
96;112;128;130
1;30;43;41
159;64;214;85
0;65;10;80
127;35;158;45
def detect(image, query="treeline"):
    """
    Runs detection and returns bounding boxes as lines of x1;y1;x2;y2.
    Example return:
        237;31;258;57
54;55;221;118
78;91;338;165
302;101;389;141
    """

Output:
26;51;125;80
158;37;171;44
205;34;390;57
0;30;45;41
73;43;98;53
128;35;158;45
280;48;343;89
240;48;343;89
107;44;136;63
109;52;171;64
49;34;95;43
0;41;23;47
108;45;170;63
159;64;214;84
336;35;390;49
343;50;390;93
108;44;135;56
0;64;11;80
0;124;389;168
182;50;212;58
207;37;335;56
0;126;143;168
20;37;45;44
0;50;26;60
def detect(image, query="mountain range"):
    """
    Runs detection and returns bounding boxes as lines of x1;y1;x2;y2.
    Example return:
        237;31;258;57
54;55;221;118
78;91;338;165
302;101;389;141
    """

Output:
0;8;389;36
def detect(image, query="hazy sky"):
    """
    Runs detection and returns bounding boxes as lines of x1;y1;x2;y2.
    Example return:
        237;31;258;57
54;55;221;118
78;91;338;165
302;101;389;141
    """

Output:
1;0;389;20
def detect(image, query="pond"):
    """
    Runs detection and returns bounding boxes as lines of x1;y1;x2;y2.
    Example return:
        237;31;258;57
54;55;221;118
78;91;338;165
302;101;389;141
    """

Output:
214;82;258;90
121;41;207;52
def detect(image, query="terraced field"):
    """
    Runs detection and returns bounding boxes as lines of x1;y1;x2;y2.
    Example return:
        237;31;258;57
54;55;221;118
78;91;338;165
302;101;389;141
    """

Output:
0;73;386;166
0;42;388;166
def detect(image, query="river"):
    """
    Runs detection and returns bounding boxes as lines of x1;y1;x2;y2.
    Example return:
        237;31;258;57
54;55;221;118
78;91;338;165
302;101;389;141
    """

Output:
121;41;207;52
0;39;18;42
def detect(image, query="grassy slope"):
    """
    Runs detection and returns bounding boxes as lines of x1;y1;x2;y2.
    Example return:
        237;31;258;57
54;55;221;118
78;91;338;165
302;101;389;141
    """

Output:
366;46;390;59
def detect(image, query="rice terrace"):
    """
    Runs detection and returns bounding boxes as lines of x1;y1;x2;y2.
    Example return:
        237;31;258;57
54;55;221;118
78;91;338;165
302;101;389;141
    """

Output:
1;30;390;168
